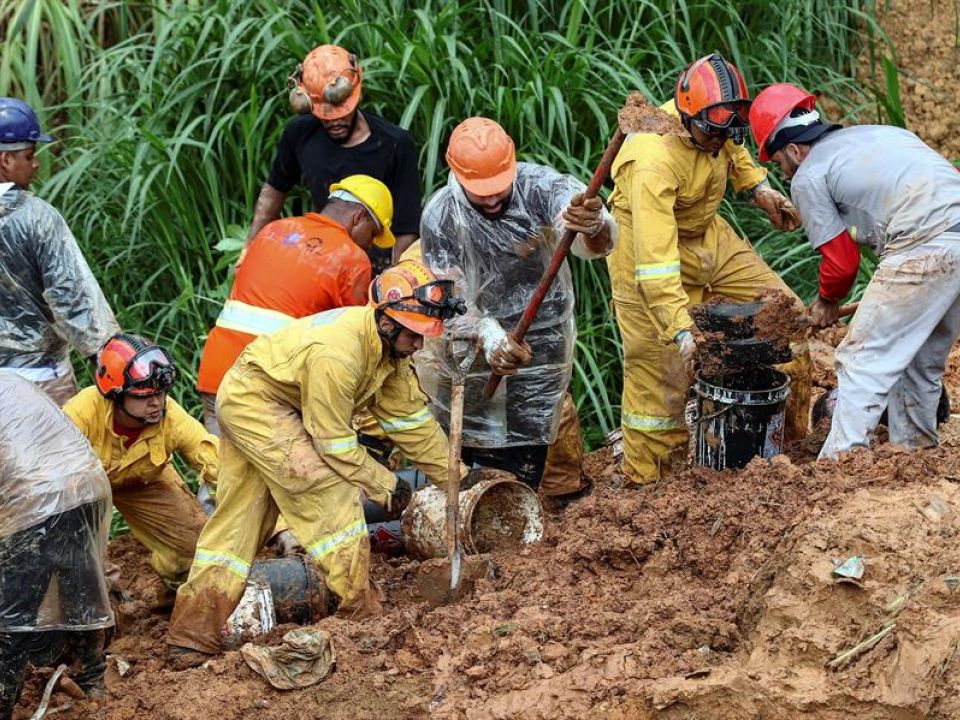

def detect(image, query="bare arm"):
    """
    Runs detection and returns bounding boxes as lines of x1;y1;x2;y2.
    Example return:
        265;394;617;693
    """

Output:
392;233;418;262
245;183;287;247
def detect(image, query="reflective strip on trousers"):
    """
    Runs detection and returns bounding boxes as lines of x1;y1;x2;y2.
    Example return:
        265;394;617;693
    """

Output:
635;260;681;281
321;435;359;454
306;518;367;559
193;547;251;580
622;410;685;432
215;300;296;336
376;407;432;433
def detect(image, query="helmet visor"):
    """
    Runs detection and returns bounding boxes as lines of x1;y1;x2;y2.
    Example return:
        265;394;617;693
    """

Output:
411;280;466;319
125;347;177;392
701;101;751;129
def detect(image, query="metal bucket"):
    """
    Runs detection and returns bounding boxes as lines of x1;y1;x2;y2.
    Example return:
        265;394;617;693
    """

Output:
401;478;544;559
693;367;790;471
249;556;329;625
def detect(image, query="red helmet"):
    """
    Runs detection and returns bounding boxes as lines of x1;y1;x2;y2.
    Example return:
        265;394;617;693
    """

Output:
749;83;817;161
369;260;465;338
96;333;177;399
675;53;751;143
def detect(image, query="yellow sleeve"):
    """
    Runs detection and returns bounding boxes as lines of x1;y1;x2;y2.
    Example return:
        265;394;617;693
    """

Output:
368;363;450;488
727;141;767;194
301;352;397;505
166;398;219;486
62;386;98;440
626;165;693;342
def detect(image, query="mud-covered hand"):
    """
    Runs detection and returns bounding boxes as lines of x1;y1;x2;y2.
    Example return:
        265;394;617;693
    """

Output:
752;185;801;232
477;317;533;376
809;297;841;329
274;530;304;557
675;330;698;379
383;478;413;521
562;193;605;237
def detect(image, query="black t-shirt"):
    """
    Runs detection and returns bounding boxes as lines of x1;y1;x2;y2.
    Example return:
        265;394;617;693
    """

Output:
266;111;422;236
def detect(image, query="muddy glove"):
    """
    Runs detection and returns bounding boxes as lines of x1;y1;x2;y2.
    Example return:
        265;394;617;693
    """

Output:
675;330;698;379
477;317;533;376
382;478;413;521
751;183;801;232
274;530;305;557
562;193;605;237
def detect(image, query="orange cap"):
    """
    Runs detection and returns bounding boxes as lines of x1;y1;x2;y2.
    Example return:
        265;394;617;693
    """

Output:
445;117;517;196
300;45;363;121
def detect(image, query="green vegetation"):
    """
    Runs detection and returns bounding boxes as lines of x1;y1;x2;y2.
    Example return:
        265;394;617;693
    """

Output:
1;0;892;448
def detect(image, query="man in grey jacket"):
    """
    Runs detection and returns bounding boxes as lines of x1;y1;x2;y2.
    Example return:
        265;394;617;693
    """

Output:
0;98;118;405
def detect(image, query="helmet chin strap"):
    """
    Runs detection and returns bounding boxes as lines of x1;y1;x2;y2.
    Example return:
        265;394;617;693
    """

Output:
375;312;405;359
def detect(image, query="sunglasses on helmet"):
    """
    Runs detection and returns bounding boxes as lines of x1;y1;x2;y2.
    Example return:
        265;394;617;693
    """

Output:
125;347;177;393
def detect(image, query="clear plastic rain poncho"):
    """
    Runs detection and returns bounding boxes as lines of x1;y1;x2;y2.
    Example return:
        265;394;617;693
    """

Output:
0;373;113;631
0;186;118;371
417;162;613;448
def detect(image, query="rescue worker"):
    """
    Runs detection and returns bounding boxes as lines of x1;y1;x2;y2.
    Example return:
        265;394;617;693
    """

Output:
749;82;960;459
248;44;421;270
166;260;464;666
417;117;615;494
0;374;113;719
64;334;217;589
0;98;118;405
607;53;811;485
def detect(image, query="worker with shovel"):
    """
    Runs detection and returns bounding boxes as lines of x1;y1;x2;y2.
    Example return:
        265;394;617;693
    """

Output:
247;44;421;271
749;82;960;458
0;374;113;719
0;98;118;405
166;260;464;667
416;117;616;496
607;53;812;486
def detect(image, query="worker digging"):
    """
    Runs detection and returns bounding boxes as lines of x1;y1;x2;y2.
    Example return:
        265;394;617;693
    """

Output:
6;15;960;718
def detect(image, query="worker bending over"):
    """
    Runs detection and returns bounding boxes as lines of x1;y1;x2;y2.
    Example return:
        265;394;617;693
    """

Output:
608;53;811;485
0;375;113;719
64;334;217;590
749;83;960;458
417;117;615;496
166;261;463;666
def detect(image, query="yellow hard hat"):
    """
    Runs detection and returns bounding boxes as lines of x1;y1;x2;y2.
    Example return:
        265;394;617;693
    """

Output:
329;174;396;249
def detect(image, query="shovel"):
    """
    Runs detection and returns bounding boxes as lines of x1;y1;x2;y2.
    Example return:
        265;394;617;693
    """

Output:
481;92;689;400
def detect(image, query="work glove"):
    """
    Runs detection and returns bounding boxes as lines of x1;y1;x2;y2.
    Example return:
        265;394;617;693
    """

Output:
751;184;801;232
809;296;841;328
383;478;413;521
273;530;305;557
562;193;605;237
675;330;698;379
477;317;533;376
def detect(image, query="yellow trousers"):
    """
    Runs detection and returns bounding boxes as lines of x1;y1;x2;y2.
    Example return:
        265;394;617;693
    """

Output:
167;367;379;654
111;464;208;585
615;216;811;484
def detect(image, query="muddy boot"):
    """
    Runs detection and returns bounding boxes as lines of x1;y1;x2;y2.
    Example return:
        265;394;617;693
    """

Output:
0;632;32;720
70;630;107;698
168;645;213;671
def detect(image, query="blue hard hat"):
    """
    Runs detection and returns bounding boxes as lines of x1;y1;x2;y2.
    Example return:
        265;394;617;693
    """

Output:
0;98;53;146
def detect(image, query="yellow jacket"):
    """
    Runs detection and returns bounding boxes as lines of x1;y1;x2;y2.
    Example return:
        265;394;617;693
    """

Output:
63;387;219;489
236;305;450;499
607;101;767;342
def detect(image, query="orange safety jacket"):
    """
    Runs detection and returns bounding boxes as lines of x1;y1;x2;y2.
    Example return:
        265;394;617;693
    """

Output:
196;213;371;394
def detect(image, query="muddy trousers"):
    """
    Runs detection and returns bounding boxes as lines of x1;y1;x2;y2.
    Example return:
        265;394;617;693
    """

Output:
167;376;379;655
111;465;209;586
0;504;109;719
614;223;812;484
821;235;960;458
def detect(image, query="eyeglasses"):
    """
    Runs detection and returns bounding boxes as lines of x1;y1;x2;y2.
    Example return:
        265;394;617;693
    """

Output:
125;347;177;393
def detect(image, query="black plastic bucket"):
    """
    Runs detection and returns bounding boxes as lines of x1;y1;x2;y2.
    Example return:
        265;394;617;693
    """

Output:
249;556;329;625
693;368;790;470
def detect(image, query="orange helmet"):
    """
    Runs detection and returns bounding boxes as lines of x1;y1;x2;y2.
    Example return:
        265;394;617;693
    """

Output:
445;117;517;196
96;333;177;399
675;53;751;143
369;260;465;338
300;45;363;121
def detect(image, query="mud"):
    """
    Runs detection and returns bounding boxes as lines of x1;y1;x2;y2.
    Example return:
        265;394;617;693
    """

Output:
618;92;688;136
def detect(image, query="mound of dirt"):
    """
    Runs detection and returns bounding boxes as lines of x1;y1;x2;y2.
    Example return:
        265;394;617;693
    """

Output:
13;433;960;719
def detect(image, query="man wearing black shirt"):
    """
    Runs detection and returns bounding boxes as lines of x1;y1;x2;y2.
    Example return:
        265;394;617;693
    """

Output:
246;45;421;270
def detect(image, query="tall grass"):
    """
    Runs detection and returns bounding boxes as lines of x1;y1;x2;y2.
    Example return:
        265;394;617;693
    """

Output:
0;0;891;448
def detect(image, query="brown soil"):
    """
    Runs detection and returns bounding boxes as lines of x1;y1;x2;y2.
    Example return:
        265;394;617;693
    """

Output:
618;92;688;136
14;428;960;719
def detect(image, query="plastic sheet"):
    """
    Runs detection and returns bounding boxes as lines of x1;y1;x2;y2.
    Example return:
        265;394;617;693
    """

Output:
0;374;113;631
0;187;118;371
418;162;612;447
